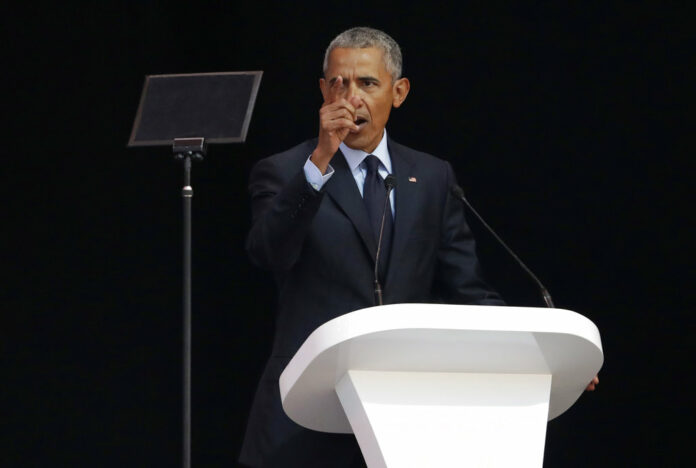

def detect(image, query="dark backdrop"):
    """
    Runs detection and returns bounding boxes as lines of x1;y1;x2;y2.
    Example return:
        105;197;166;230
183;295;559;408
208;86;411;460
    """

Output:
4;2;690;467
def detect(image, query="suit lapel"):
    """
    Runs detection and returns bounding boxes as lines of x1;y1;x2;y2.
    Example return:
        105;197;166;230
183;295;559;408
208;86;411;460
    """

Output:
324;150;377;259
385;139;418;288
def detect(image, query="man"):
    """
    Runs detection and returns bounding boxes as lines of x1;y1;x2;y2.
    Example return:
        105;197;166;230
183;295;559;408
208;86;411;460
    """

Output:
240;26;512;467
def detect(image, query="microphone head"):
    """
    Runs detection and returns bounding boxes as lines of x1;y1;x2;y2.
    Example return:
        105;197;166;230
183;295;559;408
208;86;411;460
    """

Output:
384;174;397;189
451;184;465;199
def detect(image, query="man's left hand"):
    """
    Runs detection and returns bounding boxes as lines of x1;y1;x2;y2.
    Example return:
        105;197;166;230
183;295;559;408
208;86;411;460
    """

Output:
585;375;599;391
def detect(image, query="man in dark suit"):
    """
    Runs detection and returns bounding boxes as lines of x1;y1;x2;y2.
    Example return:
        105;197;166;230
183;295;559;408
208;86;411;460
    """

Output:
238;27;504;467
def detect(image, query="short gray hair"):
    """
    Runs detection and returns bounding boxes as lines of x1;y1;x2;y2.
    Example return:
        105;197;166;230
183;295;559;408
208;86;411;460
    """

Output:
323;27;403;80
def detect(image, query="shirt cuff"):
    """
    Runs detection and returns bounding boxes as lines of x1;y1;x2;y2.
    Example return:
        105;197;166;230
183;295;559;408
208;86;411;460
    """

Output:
303;155;334;191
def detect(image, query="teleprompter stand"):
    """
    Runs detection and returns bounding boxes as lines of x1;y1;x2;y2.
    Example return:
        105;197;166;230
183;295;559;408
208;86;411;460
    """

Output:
173;137;205;468
128;71;262;468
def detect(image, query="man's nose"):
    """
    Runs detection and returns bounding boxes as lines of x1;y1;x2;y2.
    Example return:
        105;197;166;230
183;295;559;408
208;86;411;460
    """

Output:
345;82;363;105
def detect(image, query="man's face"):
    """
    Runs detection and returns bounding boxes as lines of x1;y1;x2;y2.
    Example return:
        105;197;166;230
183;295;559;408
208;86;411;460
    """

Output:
320;47;409;153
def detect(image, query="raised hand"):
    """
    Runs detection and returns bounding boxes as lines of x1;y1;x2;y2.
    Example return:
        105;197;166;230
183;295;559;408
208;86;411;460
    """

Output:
311;76;362;174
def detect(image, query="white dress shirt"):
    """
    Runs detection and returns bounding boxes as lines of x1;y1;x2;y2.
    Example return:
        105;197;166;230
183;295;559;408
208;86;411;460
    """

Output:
303;130;395;215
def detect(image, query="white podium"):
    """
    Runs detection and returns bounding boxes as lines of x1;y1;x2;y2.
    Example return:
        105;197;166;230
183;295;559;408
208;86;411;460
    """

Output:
279;304;603;467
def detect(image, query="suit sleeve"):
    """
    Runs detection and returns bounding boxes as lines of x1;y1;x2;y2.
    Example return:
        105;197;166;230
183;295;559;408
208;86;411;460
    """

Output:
246;156;325;271
434;161;505;305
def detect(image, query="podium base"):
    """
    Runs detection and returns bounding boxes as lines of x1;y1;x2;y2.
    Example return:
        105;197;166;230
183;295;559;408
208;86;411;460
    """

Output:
336;370;552;468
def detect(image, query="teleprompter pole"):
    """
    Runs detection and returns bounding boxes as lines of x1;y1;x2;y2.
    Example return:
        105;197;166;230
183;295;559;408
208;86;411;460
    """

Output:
173;138;205;468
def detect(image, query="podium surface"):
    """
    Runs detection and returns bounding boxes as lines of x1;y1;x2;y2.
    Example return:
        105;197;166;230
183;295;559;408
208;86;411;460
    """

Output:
280;304;603;467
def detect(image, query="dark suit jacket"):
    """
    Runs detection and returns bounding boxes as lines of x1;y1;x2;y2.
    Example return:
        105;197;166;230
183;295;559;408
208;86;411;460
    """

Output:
239;137;503;467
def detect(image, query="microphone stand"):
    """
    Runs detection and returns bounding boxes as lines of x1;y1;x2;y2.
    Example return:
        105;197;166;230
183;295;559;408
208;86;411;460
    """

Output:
374;175;396;305
451;185;555;308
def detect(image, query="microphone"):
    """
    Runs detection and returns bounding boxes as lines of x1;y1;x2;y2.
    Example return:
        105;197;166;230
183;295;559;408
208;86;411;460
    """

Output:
374;174;397;306
450;185;555;308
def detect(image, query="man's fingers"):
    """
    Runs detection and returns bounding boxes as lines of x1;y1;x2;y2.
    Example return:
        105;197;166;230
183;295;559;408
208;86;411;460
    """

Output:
321;100;357;122
322;117;359;132
321;106;355;123
332;75;343;91
319;78;359;145
327;75;344;103
585;375;599;391
326;79;358;117
323;98;356;116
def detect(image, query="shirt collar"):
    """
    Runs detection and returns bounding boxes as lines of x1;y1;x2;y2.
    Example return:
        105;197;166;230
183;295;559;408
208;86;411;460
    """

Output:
340;129;392;174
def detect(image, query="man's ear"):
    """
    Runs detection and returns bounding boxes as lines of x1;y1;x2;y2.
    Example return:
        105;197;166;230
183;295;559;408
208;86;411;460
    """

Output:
392;77;410;108
319;78;329;103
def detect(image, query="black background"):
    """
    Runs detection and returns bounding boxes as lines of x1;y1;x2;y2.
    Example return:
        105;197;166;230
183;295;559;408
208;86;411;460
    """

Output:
4;2;691;466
